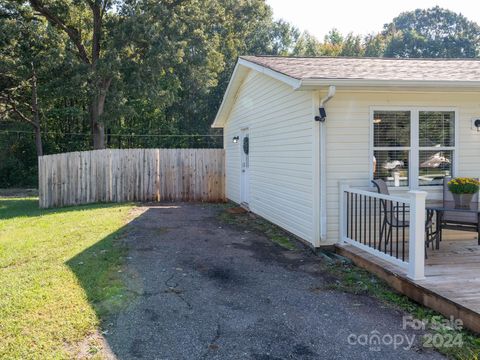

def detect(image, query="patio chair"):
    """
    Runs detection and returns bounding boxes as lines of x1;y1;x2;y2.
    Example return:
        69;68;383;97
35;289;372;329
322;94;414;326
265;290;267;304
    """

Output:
371;179;434;256
441;177;480;245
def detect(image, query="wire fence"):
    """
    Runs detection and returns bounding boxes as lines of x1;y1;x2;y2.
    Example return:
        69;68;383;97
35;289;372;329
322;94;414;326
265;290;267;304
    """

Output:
0;130;224;152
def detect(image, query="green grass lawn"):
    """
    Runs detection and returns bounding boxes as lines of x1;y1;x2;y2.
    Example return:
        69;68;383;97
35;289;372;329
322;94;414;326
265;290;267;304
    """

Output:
0;197;135;359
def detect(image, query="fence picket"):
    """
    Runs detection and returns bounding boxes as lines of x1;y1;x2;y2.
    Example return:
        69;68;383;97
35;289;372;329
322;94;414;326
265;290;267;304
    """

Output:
39;148;225;208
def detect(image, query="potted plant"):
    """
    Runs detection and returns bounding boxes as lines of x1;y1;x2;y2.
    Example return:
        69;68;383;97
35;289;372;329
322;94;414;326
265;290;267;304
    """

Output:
447;177;480;209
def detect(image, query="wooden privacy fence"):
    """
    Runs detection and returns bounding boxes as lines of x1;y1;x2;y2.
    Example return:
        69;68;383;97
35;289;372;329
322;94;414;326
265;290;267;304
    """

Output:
38;149;225;208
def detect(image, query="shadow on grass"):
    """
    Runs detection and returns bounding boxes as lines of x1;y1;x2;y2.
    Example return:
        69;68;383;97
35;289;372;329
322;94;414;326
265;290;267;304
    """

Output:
0;197;132;221
66;222;134;322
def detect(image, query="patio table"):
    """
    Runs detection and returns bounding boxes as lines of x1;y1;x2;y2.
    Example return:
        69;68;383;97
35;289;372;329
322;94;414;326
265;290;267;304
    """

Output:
425;201;480;250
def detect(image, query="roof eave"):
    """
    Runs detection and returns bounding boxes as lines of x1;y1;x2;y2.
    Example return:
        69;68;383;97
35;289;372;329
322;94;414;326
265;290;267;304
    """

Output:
297;78;480;90
211;58;302;128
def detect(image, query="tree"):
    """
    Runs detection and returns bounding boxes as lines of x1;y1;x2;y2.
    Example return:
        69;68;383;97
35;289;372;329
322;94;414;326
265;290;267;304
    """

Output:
340;33;364;57
292;31;323;56
383;7;480;58
0;2;62;156
0;65;43;156
29;0;114;149
364;33;385;57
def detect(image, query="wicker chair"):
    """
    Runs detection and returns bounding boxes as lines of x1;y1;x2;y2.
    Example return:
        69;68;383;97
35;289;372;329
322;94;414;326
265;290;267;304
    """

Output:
441;177;480;245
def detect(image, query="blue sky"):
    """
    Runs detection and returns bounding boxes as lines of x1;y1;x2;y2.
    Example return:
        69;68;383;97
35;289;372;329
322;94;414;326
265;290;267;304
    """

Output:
266;0;480;39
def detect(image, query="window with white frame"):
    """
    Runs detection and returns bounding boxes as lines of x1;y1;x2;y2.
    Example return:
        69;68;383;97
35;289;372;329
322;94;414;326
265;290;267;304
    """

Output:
372;109;456;188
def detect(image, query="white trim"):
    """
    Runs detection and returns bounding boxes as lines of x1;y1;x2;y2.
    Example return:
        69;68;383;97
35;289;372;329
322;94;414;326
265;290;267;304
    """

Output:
342;238;409;270
314;91;328;242
407;190;427;280
240;127;250;205
411;110;419;189
237;58;302;89
299;78;480;90
339;185;426;278
212;62;248;128
312;91;322;246
211;58;478;128
211;59;303;129
370;106;458;190
342;186;409;203
339;185;410;269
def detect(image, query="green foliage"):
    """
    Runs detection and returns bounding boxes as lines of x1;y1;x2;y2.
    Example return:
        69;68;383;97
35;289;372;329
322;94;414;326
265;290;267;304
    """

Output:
0;132;38;187
383;7;480;58
1;3;480;187
448;177;480;194
325;259;480;360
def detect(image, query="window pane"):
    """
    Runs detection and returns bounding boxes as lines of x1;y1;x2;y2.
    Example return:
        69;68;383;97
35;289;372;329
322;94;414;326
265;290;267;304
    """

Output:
373;111;411;147
419;150;453;186
373;150;409;187
419;111;455;147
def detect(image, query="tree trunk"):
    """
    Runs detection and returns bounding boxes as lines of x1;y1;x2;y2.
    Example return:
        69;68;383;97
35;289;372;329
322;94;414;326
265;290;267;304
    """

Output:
90;99;105;149
90;77;111;149
31;64;43;157
34;125;43;157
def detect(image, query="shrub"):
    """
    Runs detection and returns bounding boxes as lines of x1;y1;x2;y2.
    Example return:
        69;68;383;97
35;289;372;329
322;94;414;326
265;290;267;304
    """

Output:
447;177;480;194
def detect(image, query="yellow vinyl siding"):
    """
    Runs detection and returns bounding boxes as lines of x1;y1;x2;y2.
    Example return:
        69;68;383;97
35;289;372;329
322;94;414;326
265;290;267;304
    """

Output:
223;71;317;244
325;90;480;244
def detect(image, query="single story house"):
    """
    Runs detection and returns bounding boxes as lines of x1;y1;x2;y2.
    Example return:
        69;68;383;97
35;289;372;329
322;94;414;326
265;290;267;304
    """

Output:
212;56;480;248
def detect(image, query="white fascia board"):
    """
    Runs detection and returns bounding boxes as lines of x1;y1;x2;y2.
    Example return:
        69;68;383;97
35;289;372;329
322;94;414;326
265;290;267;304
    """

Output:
211;59;302;128
211;62;245;128
237;58;303;89
297;78;480;90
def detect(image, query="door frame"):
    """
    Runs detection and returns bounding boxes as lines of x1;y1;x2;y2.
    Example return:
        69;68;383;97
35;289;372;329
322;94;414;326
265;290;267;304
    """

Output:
240;128;250;207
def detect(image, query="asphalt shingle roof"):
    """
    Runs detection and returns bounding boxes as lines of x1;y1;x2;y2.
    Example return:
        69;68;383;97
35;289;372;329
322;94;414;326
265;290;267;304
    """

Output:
240;56;480;82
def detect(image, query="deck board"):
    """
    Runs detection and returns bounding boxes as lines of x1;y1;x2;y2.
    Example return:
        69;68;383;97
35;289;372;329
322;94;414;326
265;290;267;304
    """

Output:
335;237;480;334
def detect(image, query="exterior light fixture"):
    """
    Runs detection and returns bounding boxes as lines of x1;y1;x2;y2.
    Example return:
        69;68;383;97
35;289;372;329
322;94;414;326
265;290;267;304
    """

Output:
474;119;480;132
232;136;239;143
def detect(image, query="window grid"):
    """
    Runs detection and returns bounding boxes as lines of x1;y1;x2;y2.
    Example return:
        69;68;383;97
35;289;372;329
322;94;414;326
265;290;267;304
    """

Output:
372;108;456;188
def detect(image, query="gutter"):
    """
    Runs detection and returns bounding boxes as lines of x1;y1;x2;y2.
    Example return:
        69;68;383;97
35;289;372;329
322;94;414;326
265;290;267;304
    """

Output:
298;78;480;90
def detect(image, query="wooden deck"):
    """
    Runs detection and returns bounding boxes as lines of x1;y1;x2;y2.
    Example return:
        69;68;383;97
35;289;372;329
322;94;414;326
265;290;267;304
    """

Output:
336;232;480;334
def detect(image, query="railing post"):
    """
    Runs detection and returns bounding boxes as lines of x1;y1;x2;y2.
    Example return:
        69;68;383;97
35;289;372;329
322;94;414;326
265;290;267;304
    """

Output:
339;182;349;243
407;190;427;280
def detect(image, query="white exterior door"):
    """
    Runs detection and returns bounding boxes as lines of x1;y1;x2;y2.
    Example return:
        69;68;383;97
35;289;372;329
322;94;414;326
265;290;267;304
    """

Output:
240;129;250;205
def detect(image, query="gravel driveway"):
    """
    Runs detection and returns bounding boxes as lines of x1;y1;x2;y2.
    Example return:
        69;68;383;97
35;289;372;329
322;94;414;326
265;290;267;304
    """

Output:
103;203;443;360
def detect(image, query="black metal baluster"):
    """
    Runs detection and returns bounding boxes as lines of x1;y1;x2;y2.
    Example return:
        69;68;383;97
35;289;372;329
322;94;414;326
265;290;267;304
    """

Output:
395;201;399;259
373;198;377;249
368;197;372;247
359;195;362;244
354;194;358;241
390;201;393;256
384;201;389;254
346;192;350;239
350;193;354;240
402;202;406;261
364;194;367;245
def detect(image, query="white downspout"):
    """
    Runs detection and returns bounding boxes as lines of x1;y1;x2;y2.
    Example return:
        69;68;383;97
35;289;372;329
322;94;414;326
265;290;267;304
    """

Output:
319;86;336;242
320;85;336;109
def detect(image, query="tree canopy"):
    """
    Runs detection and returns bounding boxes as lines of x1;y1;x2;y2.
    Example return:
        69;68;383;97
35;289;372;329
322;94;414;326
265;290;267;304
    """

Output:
383;7;480;58
0;3;479;187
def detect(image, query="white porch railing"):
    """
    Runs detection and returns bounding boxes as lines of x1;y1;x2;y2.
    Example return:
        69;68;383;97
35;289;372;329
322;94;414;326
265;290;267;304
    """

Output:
339;184;427;280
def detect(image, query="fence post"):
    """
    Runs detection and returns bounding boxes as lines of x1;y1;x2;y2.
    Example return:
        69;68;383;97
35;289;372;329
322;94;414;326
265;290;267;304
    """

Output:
407;190;427;280
339;182;349;243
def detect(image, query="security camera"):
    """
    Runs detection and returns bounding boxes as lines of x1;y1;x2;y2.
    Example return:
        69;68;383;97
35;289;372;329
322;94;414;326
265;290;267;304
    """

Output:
314;107;327;122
